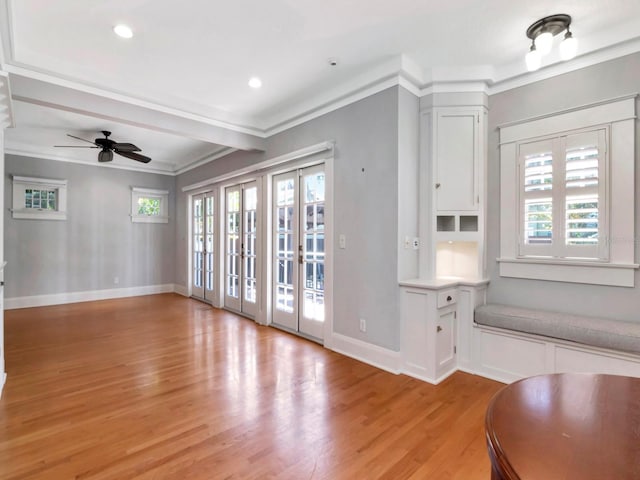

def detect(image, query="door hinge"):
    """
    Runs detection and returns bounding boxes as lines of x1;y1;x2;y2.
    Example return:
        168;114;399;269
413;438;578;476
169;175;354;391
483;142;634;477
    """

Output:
454;311;457;319
454;346;457;354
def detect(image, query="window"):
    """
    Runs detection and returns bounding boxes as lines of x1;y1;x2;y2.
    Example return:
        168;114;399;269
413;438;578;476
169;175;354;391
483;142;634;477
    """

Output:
498;96;637;287
131;187;169;223
518;129;607;260
12;175;68;220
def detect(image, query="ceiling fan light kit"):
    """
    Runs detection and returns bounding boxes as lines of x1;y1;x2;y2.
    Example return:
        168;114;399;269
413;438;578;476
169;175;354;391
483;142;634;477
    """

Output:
55;130;151;164
525;14;577;72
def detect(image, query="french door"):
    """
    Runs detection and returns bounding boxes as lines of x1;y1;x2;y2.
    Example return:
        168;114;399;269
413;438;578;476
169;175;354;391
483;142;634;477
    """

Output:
272;164;325;340
192;192;215;302
224;182;259;318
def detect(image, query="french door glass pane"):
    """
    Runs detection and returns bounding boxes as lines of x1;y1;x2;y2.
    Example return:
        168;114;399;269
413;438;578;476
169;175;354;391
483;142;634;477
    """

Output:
302;171;325;323
193;197;204;290
226;190;241;298
275;179;295;313
243;186;258;304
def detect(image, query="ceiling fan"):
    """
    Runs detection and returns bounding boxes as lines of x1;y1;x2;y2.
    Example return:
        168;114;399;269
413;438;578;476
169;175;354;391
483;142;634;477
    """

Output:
55;130;151;163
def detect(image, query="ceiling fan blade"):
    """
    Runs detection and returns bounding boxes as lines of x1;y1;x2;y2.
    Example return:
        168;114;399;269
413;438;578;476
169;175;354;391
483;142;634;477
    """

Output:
54;145;99;148
98;150;114;162
115;150;151;164
112;142;141;152
67;134;98;146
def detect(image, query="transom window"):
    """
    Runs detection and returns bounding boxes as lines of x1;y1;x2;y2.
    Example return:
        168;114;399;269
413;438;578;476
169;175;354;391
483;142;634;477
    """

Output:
25;188;57;210
137;196;161;216
131;187;169;223
12;175;67;220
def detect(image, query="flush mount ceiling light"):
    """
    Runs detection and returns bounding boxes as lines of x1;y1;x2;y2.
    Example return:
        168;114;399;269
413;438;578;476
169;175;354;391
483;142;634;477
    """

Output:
113;24;133;39
525;14;577;72
248;77;262;89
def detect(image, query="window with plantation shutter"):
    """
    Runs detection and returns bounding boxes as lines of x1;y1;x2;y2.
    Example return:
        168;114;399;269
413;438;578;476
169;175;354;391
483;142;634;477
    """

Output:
517;129;607;260
498;95;636;287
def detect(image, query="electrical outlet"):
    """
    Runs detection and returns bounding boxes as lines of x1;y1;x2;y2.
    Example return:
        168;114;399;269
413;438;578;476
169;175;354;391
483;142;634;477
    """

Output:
412;237;420;250
359;318;366;332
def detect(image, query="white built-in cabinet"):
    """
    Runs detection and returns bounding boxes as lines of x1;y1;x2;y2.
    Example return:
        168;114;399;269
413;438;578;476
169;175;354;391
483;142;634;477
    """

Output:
402;99;488;384
430;105;486;280
401;279;487;383
434;109;481;212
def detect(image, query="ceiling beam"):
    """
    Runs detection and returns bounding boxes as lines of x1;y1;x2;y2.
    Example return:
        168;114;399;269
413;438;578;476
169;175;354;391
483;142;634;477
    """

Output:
10;74;265;152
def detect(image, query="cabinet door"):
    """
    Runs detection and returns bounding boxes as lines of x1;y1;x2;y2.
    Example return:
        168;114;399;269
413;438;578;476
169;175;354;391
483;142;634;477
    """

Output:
436;308;456;377
435;110;479;211
402;289;430;374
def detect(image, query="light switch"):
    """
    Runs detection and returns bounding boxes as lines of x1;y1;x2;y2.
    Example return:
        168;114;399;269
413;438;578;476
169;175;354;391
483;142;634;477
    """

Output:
339;234;346;249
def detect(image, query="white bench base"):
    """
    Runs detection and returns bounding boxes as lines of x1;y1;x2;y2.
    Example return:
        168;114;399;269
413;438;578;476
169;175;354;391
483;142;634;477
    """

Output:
472;324;640;384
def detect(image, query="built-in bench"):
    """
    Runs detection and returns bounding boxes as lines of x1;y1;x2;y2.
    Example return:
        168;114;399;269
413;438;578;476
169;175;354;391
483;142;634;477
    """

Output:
471;304;640;383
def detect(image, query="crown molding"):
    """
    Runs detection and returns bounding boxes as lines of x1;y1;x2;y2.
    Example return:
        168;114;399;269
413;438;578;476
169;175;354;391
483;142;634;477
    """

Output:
4;64;265;138
0;69;14;127
174;147;238;176
489;36;640;95
182;141;334;192
5;147;177;176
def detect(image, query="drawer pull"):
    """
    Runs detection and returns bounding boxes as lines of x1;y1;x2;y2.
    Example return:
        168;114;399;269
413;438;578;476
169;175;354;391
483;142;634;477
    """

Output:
437;326;443;333
446;295;452;301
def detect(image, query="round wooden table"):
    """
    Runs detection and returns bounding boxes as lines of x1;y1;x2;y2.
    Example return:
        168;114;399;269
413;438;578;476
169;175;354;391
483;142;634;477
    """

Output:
485;373;640;480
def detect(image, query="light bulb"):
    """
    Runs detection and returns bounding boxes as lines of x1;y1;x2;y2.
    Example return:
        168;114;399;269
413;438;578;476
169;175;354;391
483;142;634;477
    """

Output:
526;47;541;72
248;77;262;89
536;31;553;56
559;31;577;60
113;24;133;39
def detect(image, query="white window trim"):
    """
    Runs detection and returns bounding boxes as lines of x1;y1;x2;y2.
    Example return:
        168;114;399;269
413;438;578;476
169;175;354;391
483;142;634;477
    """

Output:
498;95;638;287
12;175;68;221
131;187;169;224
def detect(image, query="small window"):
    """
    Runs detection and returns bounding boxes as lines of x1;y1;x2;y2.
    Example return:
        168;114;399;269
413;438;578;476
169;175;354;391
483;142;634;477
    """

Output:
12;176;68;220
131;187;169;223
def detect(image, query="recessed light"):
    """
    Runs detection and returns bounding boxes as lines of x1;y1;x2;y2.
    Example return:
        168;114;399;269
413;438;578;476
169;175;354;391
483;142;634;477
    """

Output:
113;24;133;39
248;77;262;89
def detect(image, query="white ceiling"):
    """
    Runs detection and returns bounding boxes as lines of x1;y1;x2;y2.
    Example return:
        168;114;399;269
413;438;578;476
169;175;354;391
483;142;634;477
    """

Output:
2;0;640;174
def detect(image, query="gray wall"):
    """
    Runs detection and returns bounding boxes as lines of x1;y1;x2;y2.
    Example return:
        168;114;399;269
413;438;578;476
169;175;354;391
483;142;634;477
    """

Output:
487;52;640;322
397;86;420;281
5;155;176;298
177;87;405;350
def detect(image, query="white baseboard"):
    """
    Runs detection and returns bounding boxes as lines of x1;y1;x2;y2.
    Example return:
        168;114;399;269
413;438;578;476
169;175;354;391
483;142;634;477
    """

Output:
329;332;402;375
0;372;6;399
174;284;189;297
5;284;178;310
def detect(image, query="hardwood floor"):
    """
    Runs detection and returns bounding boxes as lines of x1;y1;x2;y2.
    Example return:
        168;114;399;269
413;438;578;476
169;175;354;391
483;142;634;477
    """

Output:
0;294;504;479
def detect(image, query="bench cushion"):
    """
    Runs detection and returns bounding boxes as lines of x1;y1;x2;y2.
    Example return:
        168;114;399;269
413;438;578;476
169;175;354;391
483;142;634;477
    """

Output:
475;304;640;355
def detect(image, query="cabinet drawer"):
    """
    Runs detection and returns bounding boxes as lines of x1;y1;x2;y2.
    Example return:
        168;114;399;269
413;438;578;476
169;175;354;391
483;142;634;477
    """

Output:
437;289;457;308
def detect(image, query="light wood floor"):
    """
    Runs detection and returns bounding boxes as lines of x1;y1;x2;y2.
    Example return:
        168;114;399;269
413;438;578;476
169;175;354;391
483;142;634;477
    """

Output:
0;294;504;480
